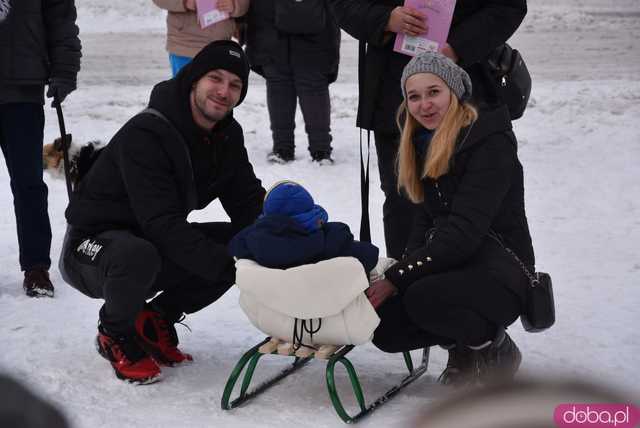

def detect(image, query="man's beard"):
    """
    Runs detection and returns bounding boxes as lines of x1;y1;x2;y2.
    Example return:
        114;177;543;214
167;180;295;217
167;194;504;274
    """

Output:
195;93;230;124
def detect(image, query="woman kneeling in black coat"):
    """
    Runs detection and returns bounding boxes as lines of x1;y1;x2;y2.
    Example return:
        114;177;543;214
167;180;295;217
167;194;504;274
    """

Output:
366;51;536;386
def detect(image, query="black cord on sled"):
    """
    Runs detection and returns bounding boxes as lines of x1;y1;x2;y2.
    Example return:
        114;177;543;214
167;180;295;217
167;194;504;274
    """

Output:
54;99;73;200
292;318;322;351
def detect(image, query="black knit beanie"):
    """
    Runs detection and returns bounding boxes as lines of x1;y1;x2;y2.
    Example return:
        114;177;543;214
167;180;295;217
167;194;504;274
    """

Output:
178;40;250;106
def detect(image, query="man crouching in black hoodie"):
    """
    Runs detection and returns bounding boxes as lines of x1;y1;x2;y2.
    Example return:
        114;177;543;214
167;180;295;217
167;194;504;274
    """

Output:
59;40;266;384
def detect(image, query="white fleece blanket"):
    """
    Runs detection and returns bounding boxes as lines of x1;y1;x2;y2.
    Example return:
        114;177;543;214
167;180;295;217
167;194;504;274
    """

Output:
235;257;380;346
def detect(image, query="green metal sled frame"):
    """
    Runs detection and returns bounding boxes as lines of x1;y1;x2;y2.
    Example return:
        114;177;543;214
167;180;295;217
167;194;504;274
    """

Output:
221;337;430;423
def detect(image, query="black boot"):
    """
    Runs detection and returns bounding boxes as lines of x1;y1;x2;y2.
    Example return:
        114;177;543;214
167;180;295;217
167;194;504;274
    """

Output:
437;344;476;386
471;329;522;383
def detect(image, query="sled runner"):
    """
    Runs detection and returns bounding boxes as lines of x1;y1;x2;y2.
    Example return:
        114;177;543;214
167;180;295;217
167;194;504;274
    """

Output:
221;337;430;423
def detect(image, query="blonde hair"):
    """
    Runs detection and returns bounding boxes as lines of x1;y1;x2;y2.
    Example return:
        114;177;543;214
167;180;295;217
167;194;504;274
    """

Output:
396;94;478;203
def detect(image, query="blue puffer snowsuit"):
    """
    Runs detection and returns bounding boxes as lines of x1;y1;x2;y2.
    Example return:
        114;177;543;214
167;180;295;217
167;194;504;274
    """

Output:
229;215;379;272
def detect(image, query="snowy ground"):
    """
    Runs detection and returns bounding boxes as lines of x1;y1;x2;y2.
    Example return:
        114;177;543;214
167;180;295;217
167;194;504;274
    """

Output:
1;0;639;426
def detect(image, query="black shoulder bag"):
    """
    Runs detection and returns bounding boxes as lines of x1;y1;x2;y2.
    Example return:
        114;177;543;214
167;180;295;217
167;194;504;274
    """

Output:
489;232;555;333
486;43;532;120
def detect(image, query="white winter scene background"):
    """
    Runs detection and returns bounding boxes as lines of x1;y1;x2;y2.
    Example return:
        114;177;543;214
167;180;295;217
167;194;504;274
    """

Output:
0;0;638;427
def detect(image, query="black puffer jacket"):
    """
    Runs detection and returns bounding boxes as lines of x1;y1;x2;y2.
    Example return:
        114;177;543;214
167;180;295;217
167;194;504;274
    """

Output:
0;0;81;85
385;105;535;300
328;0;527;132
246;0;341;82
65;78;266;282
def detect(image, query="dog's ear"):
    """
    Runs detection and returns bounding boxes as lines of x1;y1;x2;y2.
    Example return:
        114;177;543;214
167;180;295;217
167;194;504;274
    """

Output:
53;135;72;151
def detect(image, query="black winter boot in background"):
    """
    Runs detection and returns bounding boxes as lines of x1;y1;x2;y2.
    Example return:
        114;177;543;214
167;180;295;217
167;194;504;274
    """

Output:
23;269;54;298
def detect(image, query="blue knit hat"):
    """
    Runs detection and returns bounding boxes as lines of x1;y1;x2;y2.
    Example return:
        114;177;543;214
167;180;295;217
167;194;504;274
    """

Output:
263;181;328;232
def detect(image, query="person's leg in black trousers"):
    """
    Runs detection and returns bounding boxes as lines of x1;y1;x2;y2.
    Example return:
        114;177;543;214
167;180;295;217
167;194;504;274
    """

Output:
372;264;522;385
292;67;332;159
373;130;417;260
59;228;164;382
401;269;522;347
0;103;53;296
60;229;162;333
263;64;297;160
149;222;236;319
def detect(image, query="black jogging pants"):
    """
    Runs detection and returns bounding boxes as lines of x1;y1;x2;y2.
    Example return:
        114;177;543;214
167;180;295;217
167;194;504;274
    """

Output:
59;223;235;334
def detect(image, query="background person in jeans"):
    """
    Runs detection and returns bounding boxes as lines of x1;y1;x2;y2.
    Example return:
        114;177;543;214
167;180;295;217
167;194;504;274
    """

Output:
0;0;81;297
153;0;249;76
328;0;527;259
246;0;340;164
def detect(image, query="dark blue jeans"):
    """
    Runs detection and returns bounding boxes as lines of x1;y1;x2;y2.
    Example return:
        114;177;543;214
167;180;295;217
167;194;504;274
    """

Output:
263;64;332;154
0;103;52;271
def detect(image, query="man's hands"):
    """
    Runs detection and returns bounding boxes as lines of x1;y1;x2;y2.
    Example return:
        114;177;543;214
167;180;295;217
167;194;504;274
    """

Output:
216;0;235;13
46;78;76;107
183;0;196;11
386;7;427;36
366;279;398;309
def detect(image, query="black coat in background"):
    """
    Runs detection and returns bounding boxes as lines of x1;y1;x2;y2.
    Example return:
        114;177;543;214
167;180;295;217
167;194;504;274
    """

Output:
385;105;535;303
328;0;527;132
246;0;341;83
65;78;266;283
0;0;81;86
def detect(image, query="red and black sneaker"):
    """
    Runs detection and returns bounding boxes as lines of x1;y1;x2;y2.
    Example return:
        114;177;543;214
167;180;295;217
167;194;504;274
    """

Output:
96;324;161;385
135;307;193;366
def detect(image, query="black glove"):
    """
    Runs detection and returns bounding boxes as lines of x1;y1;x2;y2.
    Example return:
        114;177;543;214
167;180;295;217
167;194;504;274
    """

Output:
46;78;77;107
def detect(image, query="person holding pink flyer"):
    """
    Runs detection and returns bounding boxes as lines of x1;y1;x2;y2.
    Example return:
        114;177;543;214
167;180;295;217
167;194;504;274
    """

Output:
327;0;527;260
153;0;249;76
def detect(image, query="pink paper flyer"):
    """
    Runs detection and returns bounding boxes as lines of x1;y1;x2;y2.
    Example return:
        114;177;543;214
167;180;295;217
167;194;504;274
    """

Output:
393;0;456;56
196;0;229;29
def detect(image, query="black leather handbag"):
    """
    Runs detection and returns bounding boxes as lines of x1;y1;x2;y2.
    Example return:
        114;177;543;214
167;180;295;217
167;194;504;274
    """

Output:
489;232;555;333
274;0;326;35
520;271;555;332
487;43;532;120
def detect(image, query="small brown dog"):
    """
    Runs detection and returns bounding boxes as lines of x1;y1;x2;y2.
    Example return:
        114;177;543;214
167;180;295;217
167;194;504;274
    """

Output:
43;136;104;186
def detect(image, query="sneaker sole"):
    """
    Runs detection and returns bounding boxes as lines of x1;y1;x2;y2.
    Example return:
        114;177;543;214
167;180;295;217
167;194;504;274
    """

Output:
114;369;162;385
24;287;54;298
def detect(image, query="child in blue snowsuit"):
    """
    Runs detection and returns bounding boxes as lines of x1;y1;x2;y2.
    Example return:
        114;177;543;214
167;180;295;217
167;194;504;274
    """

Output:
230;181;378;272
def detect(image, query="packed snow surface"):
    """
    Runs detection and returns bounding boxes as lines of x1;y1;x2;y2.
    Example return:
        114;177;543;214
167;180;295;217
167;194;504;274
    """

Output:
0;0;638;426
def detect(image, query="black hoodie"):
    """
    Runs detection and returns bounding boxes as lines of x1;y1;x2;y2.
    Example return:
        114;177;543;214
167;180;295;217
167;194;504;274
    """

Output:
385;105;535;301
65;78;265;282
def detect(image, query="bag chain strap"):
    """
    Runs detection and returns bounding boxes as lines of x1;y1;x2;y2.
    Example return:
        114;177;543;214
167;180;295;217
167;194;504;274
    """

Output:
489;231;540;288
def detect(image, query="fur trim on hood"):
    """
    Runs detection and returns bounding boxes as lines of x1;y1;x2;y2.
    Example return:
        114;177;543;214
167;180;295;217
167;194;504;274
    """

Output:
0;0;10;22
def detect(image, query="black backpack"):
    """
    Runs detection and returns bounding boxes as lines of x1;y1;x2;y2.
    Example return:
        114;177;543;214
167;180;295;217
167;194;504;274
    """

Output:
486;44;532;120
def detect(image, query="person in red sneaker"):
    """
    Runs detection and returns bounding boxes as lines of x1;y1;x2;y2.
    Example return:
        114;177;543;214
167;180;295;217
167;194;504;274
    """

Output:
135;303;192;366
96;324;161;384
58;41;265;384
